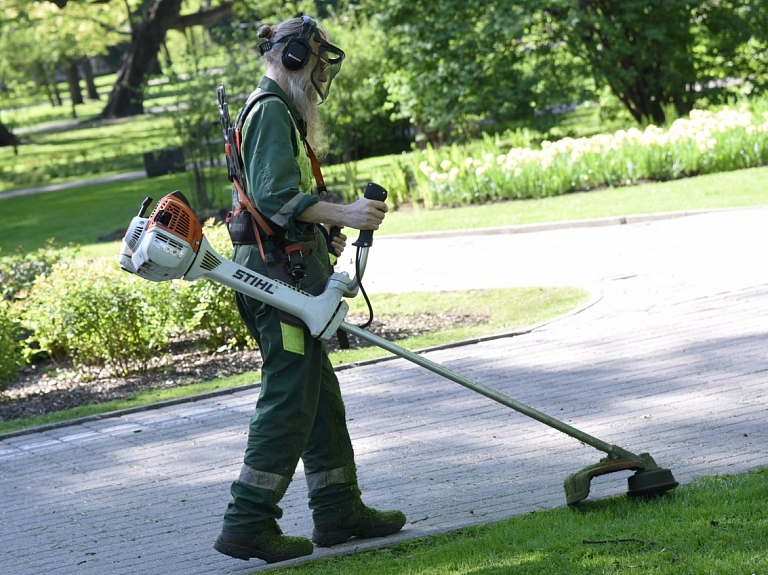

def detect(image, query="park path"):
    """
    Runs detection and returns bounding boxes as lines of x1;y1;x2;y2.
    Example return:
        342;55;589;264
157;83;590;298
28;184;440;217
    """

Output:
1;206;767;574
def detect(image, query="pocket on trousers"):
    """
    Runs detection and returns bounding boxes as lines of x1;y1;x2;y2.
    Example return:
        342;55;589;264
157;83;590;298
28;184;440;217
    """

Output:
280;322;305;355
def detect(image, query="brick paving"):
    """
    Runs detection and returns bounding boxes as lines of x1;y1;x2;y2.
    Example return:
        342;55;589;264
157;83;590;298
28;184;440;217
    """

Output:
1;207;767;574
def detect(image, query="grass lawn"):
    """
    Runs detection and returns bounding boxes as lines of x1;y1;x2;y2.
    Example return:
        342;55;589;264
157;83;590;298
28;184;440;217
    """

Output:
281;470;768;575
1;165;767;253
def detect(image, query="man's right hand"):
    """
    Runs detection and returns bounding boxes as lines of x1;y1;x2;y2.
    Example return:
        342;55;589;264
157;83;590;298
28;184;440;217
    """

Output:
344;198;388;230
295;197;388;231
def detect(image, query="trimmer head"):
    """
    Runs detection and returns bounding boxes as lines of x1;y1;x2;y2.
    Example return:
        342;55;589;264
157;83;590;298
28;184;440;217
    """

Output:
626;467;679;499
564;453;678;505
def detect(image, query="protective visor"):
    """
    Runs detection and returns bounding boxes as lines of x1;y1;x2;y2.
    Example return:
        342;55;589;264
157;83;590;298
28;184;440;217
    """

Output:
310;32;345;103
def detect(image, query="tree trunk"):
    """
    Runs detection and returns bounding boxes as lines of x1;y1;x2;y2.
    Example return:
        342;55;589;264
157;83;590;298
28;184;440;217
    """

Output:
81;58;100;100
97;0;234;119
66;59;84;106
36;62;56;107
98;0;184;119
52;79;62;107
38;61;63;106
0;120;19;151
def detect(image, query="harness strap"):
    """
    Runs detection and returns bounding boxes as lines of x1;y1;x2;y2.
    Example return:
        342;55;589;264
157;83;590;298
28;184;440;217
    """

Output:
227;90;330;267
232;177;272;265
235;90;328;198
303;140;327;197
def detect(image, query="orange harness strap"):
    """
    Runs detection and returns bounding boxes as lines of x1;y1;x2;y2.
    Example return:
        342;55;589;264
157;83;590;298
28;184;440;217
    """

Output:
232;177;273;265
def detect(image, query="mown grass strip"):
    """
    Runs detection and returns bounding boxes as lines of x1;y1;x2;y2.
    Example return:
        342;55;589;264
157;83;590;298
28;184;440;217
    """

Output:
280;470;768;575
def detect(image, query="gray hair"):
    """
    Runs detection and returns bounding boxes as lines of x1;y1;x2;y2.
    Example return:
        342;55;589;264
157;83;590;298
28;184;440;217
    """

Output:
257;18;328;155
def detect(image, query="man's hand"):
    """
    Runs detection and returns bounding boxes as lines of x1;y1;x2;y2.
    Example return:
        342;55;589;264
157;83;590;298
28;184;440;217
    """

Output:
296;197;389;231
343;198;388;230
329;229;347;256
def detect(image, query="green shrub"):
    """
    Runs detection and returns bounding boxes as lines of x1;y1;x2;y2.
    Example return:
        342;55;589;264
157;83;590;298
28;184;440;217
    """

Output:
173;277;252;350
0;240;79;302
21;257;178;376
12;222;256;380
0;303;24;389
170;222;252;350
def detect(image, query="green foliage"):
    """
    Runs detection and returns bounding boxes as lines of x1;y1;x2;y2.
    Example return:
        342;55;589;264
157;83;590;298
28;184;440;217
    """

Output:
0;302;23;389
0;240;79;385
546;1;701;124
0;0;124;114
8;221;252;381
172;222;253;350
400;99;768;208
379;0;535;142
540;0;768;125
163;22;262;212
20;257;177;376
691;0;768;99
321;11;412;163
0;240;79;302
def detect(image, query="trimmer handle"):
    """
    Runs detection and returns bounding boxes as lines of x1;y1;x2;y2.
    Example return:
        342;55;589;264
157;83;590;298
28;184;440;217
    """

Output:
352;182;388;248
138;197;153;217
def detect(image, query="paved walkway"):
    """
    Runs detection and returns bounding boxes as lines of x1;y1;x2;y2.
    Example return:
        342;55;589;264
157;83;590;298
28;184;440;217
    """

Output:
1;207;767;574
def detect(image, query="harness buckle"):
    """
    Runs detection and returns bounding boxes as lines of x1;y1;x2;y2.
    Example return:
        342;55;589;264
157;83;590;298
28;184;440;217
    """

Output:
285;243;307;281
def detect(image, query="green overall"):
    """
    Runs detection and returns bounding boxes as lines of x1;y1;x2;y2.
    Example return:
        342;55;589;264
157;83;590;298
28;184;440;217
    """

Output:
222;77;361;531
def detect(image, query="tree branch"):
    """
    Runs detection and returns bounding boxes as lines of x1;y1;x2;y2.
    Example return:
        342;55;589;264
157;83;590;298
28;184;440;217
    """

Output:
168;2;234;31
47;0;113;8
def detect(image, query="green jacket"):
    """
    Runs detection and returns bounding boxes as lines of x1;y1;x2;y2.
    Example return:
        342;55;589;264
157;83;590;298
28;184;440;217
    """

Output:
240;77;319;243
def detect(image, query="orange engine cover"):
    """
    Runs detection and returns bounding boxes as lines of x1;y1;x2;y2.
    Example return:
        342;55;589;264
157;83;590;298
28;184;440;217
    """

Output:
146;191;203;252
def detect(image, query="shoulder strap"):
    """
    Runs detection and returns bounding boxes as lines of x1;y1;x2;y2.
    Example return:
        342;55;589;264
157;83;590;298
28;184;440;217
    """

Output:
235;90;328;198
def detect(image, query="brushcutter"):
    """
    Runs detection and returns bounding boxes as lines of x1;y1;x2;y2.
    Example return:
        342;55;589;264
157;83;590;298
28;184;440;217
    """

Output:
119;188;678;506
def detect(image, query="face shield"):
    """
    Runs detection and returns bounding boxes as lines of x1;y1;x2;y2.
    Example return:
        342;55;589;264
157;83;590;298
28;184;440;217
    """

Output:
309;31;345;104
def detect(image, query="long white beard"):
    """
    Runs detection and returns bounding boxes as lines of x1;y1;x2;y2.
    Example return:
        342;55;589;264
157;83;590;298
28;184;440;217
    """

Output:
286;73;327;157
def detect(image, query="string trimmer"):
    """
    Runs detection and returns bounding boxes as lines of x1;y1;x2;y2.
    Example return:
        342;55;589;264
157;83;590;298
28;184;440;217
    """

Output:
119;189;678;506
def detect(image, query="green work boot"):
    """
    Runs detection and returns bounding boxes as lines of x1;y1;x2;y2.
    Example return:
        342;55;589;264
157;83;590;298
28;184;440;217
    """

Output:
312;504;406;547
214;519;314;563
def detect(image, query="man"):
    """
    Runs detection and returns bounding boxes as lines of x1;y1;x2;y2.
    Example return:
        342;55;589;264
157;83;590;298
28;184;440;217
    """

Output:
213;15;406;564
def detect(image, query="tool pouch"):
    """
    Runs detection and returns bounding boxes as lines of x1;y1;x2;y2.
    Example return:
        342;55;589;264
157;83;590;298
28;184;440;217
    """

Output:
226;207;259;245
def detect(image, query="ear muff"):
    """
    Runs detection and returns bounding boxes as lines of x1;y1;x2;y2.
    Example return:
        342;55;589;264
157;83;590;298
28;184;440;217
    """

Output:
281;16;317;71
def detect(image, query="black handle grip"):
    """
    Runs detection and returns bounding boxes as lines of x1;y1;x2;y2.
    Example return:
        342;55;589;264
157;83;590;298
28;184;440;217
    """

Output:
352;183;388;248
138;197;153;218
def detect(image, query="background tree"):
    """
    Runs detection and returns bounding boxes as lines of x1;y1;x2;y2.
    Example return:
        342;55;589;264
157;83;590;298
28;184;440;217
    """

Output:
98;0;234;119
0;1;33;147
166;16;265;211
688;0;768;102
539;0;768;125
374;0;592;145
321;10;411;163
0;0;123;143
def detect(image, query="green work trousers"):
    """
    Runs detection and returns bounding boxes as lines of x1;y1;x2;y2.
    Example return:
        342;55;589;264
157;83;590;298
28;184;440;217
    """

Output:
222;243;361;532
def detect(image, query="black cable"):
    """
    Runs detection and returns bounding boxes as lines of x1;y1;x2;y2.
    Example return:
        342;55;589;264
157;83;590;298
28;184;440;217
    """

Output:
354;247;374;328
